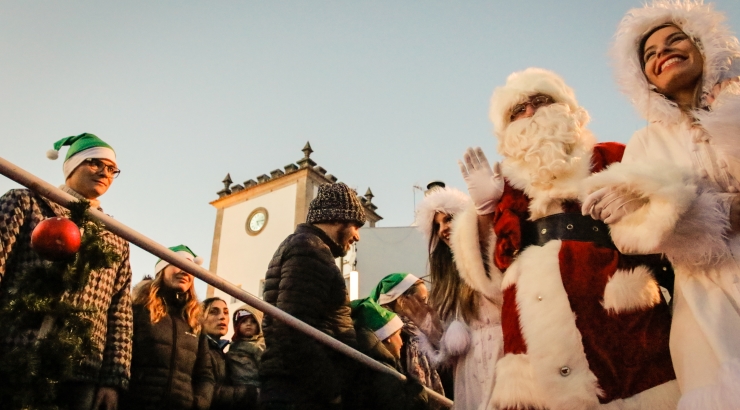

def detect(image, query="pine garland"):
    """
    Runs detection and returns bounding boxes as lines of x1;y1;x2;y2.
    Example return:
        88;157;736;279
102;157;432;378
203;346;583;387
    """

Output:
0;200;120;410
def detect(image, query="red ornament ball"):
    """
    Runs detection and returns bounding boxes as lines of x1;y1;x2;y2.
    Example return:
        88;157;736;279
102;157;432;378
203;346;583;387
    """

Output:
31;217;82;261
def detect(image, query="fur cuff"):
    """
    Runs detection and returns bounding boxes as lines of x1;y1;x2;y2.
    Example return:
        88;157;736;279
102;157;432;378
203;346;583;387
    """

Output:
450;201;503;304
659;187;731;267
494;355;679;410
677;360;740;410
602;267;661;314
582;161;697;254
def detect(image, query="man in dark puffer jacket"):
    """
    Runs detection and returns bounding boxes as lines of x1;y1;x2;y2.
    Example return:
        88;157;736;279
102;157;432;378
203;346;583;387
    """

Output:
260;183;366;410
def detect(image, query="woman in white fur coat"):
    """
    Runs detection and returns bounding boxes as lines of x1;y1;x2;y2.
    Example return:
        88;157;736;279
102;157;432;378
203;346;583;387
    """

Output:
414;186;503;410
583;1;740;408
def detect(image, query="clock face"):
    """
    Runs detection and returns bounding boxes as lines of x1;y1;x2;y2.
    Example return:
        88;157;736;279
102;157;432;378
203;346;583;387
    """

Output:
250;212;266;231
246;208;268;235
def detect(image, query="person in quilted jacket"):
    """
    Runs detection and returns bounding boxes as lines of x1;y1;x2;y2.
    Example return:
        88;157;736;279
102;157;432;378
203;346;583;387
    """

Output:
259;182;365;410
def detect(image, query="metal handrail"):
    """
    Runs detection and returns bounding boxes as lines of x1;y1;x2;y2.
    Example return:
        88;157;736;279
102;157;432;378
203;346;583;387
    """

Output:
0;156;452;408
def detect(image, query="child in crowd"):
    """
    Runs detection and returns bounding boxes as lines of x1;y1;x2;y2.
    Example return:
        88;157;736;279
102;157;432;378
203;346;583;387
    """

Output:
226;305;265;388
371;273;445;407
351;298;428;410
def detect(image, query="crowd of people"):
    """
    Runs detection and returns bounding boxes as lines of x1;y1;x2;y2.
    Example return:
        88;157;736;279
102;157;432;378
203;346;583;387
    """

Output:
1;0;739;409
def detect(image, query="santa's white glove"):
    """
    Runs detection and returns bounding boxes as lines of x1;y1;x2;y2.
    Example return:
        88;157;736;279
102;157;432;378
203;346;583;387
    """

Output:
458;147;504;215
581;187;647;224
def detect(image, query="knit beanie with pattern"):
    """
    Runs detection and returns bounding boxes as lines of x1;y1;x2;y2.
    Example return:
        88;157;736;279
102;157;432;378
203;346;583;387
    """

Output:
306;183;367;226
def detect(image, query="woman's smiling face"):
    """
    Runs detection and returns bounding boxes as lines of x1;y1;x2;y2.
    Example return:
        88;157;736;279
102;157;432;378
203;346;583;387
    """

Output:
642;25;704;101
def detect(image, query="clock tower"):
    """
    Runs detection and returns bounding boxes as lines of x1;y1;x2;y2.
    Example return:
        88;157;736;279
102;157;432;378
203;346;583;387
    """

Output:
206;142;382;308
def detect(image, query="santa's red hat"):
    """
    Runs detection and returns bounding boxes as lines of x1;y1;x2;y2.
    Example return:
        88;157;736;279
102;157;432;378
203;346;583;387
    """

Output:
489;68;589;138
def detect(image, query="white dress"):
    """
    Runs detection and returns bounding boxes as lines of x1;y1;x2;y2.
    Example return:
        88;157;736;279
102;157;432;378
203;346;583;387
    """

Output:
453;295;503;410
585;97;740;408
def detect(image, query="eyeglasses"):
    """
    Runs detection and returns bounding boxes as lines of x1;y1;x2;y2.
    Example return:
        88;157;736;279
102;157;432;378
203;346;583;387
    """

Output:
510;94;555;121
84;158;121;179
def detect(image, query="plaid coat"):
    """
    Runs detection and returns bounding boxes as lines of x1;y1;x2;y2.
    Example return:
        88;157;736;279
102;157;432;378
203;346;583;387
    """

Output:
0;188;133;389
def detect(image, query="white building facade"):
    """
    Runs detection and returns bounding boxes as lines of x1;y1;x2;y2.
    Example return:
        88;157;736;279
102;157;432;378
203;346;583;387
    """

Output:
206;143;383;311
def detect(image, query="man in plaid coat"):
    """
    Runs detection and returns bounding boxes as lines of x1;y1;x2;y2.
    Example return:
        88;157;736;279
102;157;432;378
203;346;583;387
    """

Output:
0;133;133;410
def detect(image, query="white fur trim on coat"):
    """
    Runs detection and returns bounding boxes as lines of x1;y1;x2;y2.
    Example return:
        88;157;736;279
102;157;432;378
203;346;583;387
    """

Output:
491;353;549;409
414;187;470;253
611;0;740;124
449;201;503;304
494;354;680;409
583;161;731;266
498;241;602;410
603;267;662;314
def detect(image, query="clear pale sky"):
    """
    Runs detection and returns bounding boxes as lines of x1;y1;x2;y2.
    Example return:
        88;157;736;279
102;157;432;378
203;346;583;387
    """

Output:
2;0;738;297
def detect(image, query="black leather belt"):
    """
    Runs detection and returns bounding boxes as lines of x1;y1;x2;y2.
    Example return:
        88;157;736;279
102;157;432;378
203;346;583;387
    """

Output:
520;213;615;250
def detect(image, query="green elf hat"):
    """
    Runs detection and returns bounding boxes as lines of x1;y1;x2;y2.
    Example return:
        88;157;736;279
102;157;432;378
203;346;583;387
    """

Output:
154;244;204;274
47;133;117;179
351;298;403;341
369;273;420;305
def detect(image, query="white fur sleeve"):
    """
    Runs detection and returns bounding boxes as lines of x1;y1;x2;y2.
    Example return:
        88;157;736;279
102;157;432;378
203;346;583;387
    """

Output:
449;201;503;305
583;161;731;267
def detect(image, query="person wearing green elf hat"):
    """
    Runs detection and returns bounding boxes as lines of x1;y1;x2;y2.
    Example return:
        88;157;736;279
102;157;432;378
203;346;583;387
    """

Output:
0;133;132;410
371;273;445;405
45;133;120;208
124;244;247;410
351;298;428;410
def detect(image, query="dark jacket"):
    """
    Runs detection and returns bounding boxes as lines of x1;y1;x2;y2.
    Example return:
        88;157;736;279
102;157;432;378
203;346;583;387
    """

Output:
226;304;264;387
122;292;209;410
354;326;428;410
259;223;358;405
201;335;258;410
227;337;263;387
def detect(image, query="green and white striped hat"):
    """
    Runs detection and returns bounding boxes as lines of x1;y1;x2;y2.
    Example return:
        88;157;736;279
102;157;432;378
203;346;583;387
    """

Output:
369;273;420;305
155;244;204;274
47;133;117;179
351;298;403;341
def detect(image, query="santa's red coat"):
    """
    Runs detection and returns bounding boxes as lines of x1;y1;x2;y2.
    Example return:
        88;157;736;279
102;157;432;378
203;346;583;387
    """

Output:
484;143;677;409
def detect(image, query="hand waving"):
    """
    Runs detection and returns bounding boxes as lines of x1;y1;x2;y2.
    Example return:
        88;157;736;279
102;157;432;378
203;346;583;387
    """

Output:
458;147;504;215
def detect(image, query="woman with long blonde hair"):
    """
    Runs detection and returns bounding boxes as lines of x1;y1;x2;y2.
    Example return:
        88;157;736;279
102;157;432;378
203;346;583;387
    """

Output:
121;245;209;410
415;185;504;410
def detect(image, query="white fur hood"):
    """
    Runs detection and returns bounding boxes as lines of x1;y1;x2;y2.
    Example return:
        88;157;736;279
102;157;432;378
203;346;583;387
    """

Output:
612;0;740;124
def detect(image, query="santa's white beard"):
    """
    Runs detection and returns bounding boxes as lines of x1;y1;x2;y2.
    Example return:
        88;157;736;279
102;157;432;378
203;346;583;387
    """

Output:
498;104;594;190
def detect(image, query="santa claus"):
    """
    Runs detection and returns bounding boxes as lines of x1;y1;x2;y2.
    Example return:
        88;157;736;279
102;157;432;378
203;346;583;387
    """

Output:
452;68;679;409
